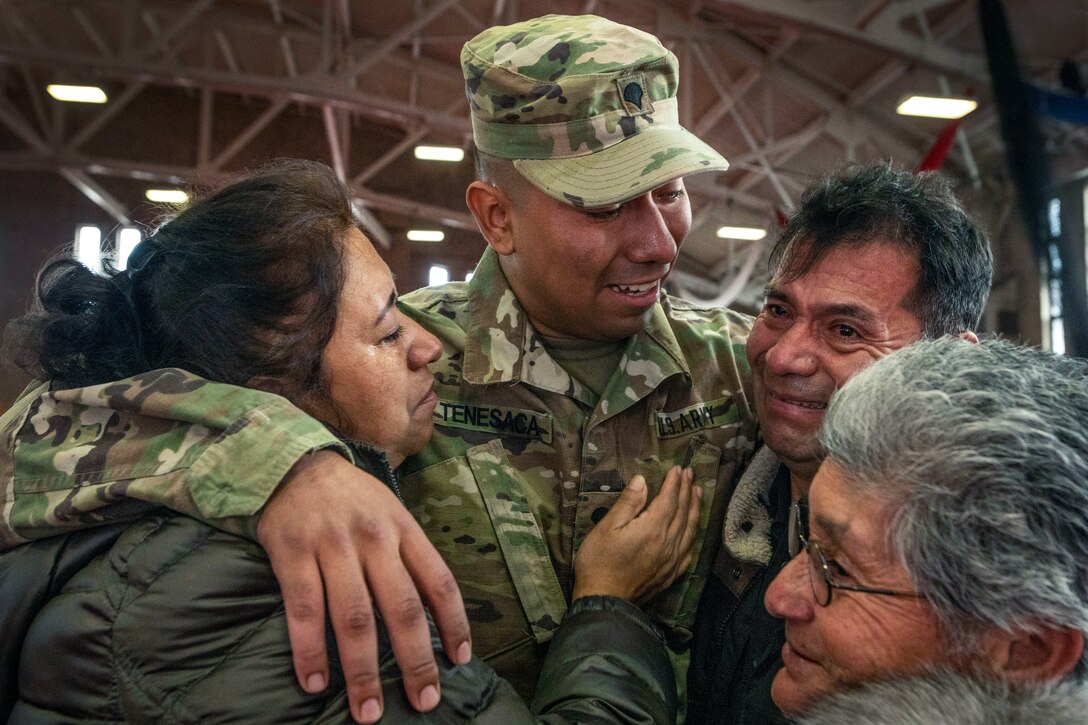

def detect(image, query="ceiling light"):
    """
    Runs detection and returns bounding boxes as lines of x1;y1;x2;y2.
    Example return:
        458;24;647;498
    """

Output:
407;229;445;242
896;96;977;119
716;226;767;241
47;84;108;104
414;145;465;162
145;189;189;204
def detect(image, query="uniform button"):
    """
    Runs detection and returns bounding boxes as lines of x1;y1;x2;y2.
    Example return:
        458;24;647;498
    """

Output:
591;506;609;523
731;567;742;579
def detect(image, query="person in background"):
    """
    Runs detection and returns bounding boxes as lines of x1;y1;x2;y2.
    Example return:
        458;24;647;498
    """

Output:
0;159;698;723
1;14;751;718
767;337;1088;722
686;163;992;723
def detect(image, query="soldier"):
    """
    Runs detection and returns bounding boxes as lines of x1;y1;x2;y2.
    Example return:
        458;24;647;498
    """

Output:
0;13;756;721
0;158;697;724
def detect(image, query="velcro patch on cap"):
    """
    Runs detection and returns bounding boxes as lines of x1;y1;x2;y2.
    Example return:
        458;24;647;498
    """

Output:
616;73;653;116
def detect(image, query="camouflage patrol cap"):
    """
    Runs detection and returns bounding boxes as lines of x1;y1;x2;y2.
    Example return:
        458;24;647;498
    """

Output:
461;14;729;208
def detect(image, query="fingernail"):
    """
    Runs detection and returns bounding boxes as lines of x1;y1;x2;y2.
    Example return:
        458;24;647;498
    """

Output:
358;698;381;723
629;475;646;492
305;673;326;693
419;684;440;710
456;640;471;665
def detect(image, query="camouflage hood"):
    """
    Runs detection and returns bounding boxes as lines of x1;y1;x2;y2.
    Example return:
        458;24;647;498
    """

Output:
461;14;729;207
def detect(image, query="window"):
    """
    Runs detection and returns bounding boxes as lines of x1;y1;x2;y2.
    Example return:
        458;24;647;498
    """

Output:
75;225;102;274
427;264;450;287
116;228;142;270
1044;197;1065;354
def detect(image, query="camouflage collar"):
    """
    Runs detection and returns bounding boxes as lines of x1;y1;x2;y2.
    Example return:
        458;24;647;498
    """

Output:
462;247;528;386
462;247;690;400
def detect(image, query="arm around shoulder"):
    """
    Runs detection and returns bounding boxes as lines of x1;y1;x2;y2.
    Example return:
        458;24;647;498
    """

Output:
0;370;347;547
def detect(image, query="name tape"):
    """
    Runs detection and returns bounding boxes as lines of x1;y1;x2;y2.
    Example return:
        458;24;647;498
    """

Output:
435;400;553;443
655;397;737;439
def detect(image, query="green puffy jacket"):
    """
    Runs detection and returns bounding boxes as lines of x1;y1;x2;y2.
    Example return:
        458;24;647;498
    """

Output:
0;450;677;724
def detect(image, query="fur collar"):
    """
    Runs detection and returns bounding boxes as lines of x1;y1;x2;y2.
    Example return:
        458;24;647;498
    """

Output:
721;446;783;566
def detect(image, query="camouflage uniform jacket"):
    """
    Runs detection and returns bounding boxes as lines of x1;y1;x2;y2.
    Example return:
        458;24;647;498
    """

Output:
397;248;757;695
0;370;350;546
0;247;757;698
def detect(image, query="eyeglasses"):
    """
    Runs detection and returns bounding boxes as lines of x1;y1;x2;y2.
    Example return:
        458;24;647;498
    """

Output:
788;499;923;607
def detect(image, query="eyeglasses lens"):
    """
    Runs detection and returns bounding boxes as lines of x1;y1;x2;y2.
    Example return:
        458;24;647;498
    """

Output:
790;500;831;606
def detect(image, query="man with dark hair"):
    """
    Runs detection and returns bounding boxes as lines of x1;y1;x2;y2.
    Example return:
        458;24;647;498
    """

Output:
686;163;993;724
770;337;1088;721
0;13;755;721
771;163;992;338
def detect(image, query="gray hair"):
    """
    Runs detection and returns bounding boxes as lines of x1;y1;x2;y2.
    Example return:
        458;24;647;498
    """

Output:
771;163;993;337
819;338;1088;676
799;669;1088;725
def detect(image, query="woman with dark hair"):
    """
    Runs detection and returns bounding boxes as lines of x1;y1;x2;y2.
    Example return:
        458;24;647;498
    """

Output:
0;160;694;723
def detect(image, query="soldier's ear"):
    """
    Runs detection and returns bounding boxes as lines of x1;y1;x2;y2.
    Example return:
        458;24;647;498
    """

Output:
466;180;516;255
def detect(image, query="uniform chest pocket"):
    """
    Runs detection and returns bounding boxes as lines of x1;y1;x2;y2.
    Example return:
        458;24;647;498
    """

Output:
643;435;724;633
400;439;566;649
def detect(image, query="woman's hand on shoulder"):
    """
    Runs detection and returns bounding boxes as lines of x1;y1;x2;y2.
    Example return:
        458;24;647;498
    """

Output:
257;450;472;724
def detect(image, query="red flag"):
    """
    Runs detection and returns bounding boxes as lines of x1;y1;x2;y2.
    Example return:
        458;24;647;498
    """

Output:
916;119;963;172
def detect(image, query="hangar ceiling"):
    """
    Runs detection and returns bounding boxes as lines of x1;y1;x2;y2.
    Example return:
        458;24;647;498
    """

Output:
0;0;1085;309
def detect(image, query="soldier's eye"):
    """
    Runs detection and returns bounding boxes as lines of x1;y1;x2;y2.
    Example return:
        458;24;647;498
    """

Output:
586;207;621;221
